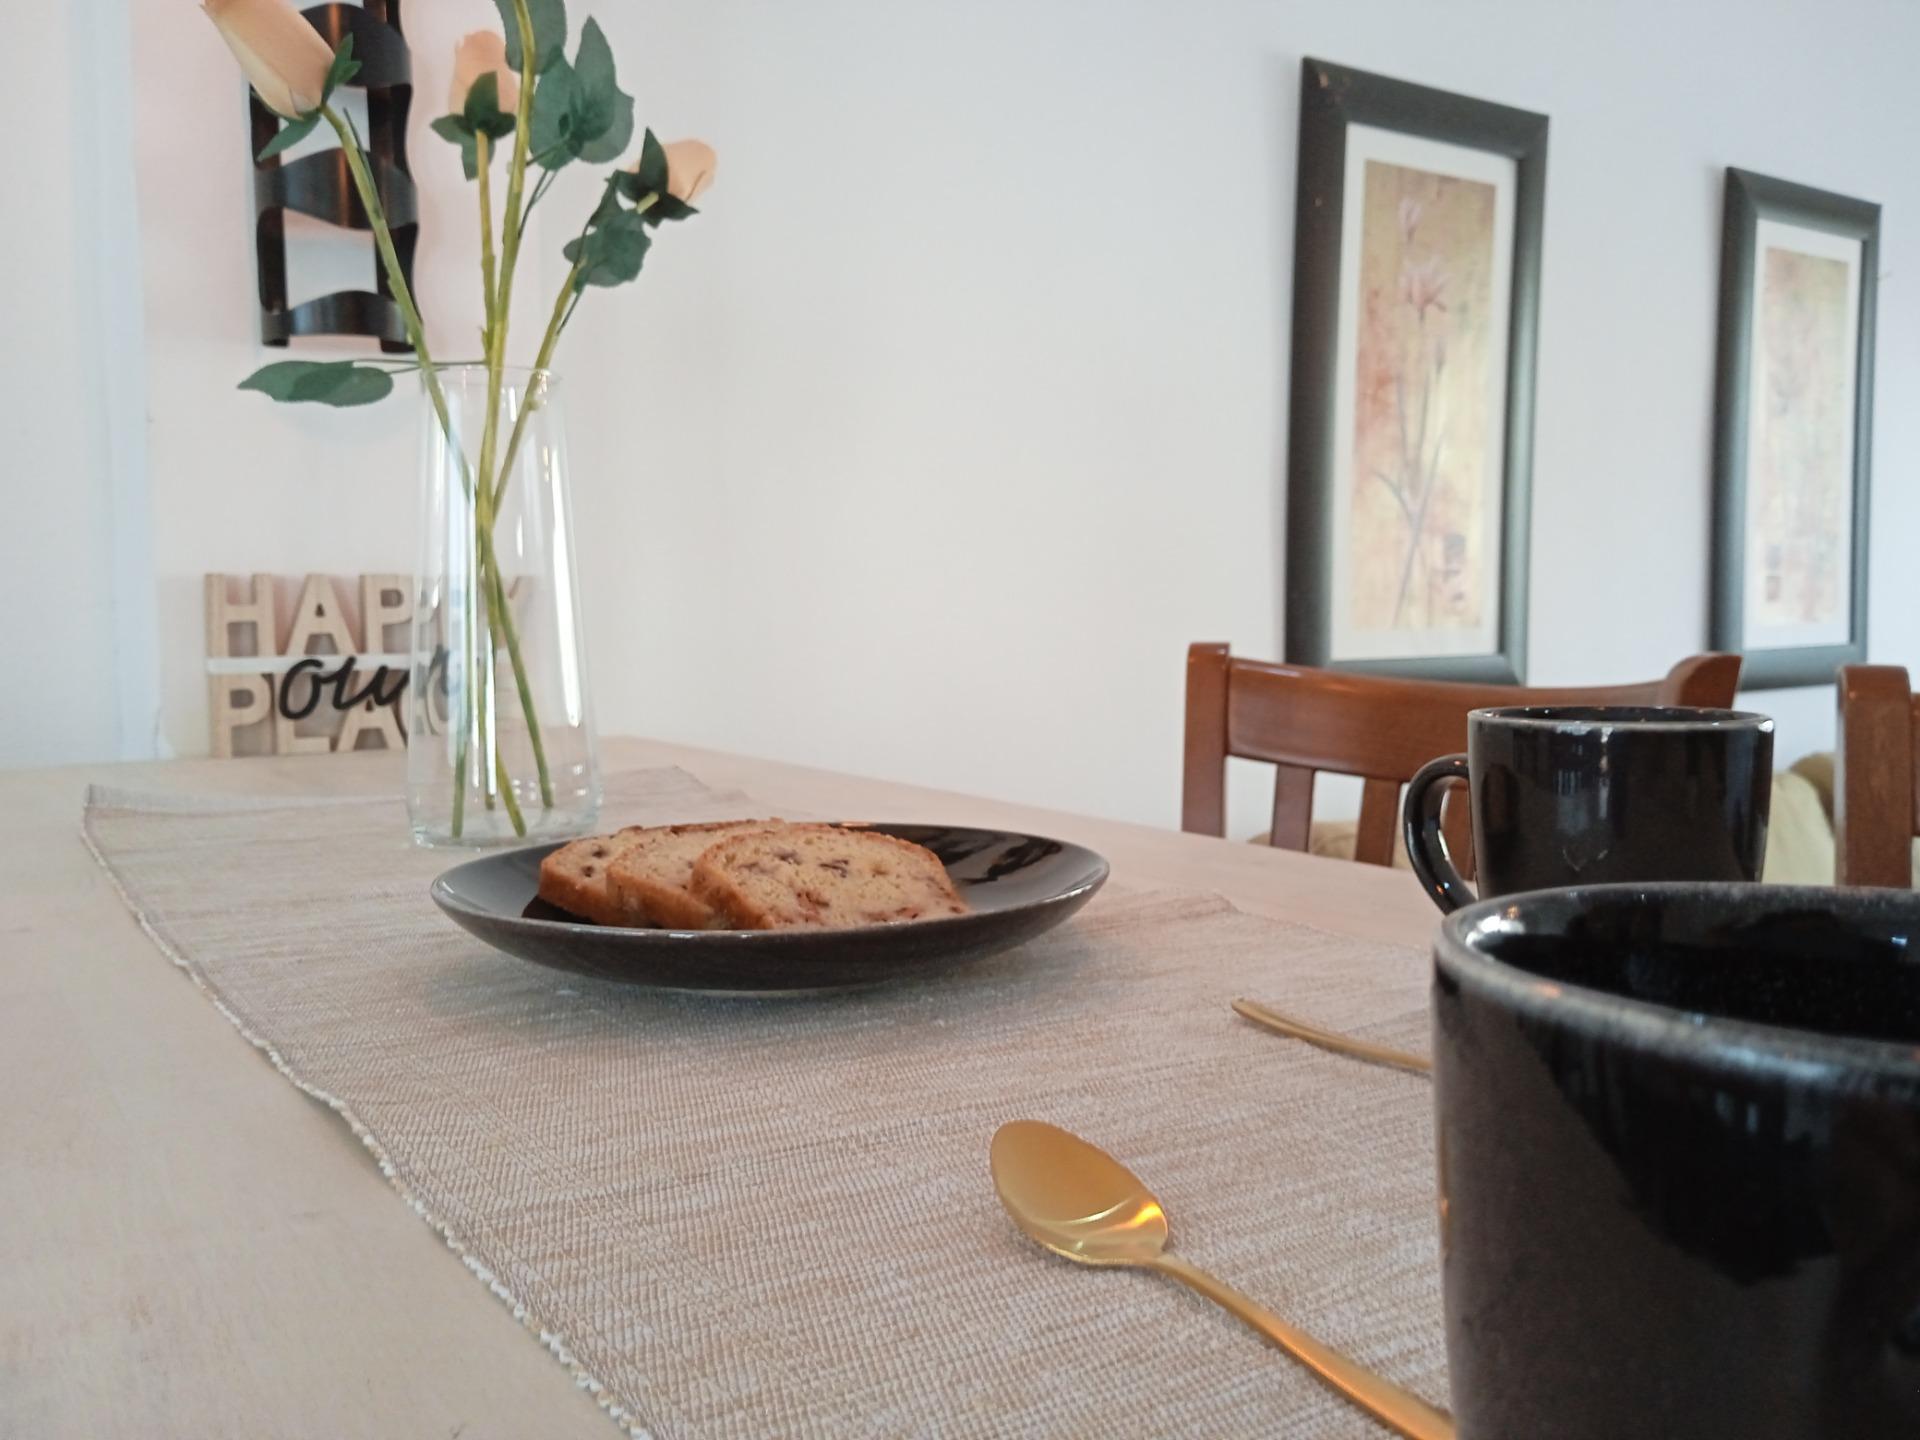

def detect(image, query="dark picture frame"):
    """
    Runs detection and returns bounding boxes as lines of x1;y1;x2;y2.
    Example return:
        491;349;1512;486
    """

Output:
1285;58;1547;683
1710;168;1877;689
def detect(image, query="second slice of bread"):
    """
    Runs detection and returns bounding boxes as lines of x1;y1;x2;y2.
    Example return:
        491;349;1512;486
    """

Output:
605;819;785;929
537;827;658;925
689;825;966;930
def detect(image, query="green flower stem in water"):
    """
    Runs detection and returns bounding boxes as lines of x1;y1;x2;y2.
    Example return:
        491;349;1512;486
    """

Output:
322;104;551;837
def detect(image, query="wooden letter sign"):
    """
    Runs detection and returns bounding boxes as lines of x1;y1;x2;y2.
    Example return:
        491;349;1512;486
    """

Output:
206;572;415;759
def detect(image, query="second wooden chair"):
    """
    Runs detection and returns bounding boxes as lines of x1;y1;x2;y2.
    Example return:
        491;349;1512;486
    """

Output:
1182;645;1745;867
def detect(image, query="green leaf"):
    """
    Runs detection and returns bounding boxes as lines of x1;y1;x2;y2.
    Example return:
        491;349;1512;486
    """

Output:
238;360;395;407
643;194;697;227
561;209;651;289
631;129;668;197
322;33;360;102
295;365;393;406
429;115;482;180
495;0;567;74
462;72;519;140
567;19;634;163
586;182;624;229
576;89;633;164
240;360;327;400
528;56;577;169
257;111;321;162
570;20;615;121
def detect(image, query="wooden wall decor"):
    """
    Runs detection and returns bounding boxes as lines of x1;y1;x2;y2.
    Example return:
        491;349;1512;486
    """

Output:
251;0;418;351
206;572;415;758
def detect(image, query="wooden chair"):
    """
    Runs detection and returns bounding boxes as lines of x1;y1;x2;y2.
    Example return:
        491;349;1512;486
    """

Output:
1181;645;1745;867
1836;665;1920;887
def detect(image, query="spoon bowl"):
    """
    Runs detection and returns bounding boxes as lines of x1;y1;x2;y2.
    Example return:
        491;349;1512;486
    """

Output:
990;1119;1169;1265
989;1119;1453;1440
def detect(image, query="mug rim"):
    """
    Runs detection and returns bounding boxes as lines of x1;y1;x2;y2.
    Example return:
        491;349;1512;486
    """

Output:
1467;705;1774;731
1436;882;1920;1082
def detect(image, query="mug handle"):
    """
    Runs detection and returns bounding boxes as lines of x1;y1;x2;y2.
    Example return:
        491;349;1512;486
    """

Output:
1403;754;1475;913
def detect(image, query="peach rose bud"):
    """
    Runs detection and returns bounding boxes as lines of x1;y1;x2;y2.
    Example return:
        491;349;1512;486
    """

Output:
663;140;718;203
202;0;336;120
448;30;520;116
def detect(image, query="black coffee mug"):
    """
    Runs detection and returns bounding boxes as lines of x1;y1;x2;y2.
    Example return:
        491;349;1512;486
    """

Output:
1434;883;1920;1438
1403;705;1774;912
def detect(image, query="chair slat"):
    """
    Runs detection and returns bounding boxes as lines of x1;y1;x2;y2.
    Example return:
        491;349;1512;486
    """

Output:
1268;765;1314;852
1180;643;1230;837
1837;665;1917;888
1355;778;1401;867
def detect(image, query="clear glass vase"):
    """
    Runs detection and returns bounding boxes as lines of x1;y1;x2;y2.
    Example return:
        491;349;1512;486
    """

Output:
407;366;600;846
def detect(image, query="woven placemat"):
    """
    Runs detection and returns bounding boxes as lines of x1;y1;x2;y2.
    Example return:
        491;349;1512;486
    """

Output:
84;767;1444;1438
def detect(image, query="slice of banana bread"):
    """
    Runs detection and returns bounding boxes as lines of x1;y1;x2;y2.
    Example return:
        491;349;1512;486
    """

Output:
689;825;967;930
605;819;786;929
537;827;659;925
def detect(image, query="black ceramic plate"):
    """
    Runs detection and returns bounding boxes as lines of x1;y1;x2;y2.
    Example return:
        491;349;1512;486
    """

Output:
430;823;1110;994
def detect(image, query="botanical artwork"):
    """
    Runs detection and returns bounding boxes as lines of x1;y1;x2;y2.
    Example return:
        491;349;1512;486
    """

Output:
1746;237;1855;642
1348;160;1499;640
1298;73;1541;681
1344;157;1505;641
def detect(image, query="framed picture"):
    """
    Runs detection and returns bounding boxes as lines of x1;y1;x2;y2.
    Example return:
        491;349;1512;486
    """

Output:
1285;58;1547;683
1711;168;1877;689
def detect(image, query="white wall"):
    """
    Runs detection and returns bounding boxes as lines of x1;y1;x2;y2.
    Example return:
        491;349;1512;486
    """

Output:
0;0;155;765
549;0;1920;834
34;1;1920;835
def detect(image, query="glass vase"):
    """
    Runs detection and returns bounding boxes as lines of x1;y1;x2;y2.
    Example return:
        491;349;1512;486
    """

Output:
407;366;600;846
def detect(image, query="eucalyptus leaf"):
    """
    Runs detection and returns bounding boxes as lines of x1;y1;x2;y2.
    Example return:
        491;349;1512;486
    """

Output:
239;360;394;407
495;0;567;74
462;72;518;140
571;20;616;114
257;111;321;162
567;19;633;162
561;209;651;289
321;34;360;103
528;57;577;169
295;365;394;407
586;182;624;229
576;90;633;164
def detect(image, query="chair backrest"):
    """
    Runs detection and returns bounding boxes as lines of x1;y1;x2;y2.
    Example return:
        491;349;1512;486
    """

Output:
1181;645;1745;867
1836;664;1920;888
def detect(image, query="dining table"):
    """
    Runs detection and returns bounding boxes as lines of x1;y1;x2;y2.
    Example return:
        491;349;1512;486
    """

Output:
0;736;1442;1438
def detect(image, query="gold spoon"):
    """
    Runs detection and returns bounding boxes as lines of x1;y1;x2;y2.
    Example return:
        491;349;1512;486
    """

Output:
990;1119;1454;1440
1232;997;1433;1076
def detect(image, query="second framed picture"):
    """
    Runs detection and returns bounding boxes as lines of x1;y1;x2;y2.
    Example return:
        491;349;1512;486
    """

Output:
1710;168;1878;689
1285;58;1547;683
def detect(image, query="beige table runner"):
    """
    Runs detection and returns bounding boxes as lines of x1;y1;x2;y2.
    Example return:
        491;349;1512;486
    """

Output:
83;767;1445;1438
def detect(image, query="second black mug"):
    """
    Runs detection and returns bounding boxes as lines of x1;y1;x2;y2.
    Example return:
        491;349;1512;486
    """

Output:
1402;705;1774;911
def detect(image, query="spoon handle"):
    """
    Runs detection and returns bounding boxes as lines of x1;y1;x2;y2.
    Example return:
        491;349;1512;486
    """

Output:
1150;1253;1454;1440
1232;998;1432;1076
